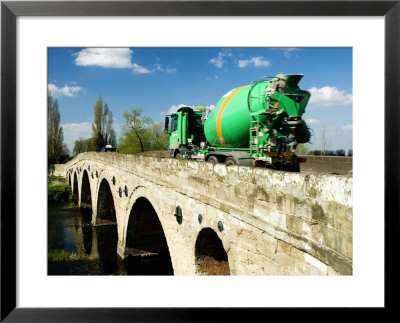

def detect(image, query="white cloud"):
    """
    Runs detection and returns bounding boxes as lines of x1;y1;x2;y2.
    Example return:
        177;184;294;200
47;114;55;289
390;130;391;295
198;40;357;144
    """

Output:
161;104;215;116
342;124;353;131
238;56;271;68
74;48;150;73
62;120;123;153
165;104;187;115
209;50;233;68
283;48;301;58
154;63;177;74
48;83;84;97
209;56;224;68
308;86;352;108
132;63;150;74
206;75;219;81
61;122;92;152
166;67;177;74
306;118;321;126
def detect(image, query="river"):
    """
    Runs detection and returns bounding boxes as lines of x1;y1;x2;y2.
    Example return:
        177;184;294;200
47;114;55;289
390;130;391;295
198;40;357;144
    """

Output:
48;202;173;275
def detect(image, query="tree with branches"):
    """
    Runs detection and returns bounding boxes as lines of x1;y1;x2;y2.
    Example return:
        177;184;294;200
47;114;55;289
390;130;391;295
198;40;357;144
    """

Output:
48;93;69;165
91;95;116;151
118;108;168;154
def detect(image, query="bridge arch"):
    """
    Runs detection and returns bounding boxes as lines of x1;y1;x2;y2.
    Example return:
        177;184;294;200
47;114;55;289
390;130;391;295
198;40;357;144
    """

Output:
80;170;92;208
124;186;174;275
95;178;117;226
195;227;230;275
72;172;79;205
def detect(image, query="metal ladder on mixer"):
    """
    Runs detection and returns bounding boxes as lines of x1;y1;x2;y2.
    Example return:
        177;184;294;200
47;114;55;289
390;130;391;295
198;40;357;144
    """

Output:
249;118;260;156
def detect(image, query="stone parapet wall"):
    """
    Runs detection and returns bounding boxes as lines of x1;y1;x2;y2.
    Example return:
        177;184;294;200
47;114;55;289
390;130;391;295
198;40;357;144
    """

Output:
65;152;352;275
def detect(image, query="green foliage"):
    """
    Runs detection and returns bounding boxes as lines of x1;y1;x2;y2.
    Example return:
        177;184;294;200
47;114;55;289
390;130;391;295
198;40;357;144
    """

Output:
71;95;116;155
73;137;96;156
48;175;66;182
118;130;146;154
295;143;311;156
119;108;151;153
91;95;116;151
48;183;71;202
48;249;79;262
118;108;168;154
148;122;169;151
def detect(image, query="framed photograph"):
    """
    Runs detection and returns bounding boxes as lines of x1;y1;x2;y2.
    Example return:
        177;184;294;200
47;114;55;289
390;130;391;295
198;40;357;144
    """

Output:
1;0;398;321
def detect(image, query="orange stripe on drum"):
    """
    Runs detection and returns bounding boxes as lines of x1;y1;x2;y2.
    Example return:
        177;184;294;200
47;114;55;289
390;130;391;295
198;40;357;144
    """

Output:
216;86;247;145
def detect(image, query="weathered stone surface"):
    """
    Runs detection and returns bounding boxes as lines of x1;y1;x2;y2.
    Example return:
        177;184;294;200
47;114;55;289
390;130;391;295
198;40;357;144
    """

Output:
64;152;353;276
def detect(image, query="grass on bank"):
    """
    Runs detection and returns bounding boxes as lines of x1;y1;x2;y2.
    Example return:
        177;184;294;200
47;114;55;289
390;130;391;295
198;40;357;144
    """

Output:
48;249;97;262
48;175;71;202
48;249;79;262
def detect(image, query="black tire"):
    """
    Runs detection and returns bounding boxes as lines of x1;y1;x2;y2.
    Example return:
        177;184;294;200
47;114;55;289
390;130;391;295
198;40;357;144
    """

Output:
207;155;219;164
287;163;300;172
175;153;183;159
225;157;236;166
279;162;300;172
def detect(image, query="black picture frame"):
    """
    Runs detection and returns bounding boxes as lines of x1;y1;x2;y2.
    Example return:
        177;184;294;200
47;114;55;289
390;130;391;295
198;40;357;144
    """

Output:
1;0;398;321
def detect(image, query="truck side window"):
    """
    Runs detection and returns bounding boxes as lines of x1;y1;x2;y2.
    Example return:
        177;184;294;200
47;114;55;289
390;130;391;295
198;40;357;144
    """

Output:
195;115;203;131
171;114;178;133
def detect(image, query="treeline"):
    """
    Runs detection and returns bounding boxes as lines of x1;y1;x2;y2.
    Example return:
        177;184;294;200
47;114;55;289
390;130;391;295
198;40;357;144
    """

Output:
48;92;169;168
295;144;352;157
72;96;168;156
308;149;353;156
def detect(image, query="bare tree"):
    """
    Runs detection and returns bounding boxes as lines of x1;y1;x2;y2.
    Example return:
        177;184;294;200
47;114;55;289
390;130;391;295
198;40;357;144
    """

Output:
320;128;330;156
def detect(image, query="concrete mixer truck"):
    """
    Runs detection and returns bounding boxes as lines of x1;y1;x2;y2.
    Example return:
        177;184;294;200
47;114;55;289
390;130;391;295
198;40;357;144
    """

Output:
164;73;311;171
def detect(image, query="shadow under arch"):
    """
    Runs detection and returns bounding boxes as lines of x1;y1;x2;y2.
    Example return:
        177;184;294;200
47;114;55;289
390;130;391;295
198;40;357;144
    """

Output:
195;228;230;275
125;196;173;275
80;170;92;209
95;178;119;273
96;178;117;225
72;172;79;205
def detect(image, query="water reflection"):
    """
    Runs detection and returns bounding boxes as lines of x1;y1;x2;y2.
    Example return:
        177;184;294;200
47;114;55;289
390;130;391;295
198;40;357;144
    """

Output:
48;202;173;275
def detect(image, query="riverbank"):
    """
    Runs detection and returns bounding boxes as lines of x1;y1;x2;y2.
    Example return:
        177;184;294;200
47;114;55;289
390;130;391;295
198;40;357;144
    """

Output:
48;175;71;202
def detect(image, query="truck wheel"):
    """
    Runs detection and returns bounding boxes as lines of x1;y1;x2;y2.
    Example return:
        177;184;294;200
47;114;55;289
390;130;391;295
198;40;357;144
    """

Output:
207;156;219;164
175;153;183;159
225;157;236;166
287;163;300;172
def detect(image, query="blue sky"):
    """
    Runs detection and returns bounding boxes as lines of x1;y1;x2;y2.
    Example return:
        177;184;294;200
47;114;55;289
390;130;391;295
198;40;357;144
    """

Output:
48;47;352;154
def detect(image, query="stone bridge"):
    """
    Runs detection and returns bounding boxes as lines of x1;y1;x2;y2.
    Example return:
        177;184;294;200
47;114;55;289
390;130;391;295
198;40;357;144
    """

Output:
62;152;352;276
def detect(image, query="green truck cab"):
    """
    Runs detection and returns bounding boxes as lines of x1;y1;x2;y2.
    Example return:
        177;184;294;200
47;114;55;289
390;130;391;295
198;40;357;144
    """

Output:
164;107;206;159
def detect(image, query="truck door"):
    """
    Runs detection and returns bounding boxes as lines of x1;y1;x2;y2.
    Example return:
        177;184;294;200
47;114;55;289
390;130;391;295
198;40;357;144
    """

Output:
166;113;180;156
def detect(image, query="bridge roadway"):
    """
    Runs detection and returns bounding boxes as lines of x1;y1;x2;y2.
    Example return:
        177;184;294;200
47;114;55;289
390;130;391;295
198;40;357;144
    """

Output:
63;152;353;275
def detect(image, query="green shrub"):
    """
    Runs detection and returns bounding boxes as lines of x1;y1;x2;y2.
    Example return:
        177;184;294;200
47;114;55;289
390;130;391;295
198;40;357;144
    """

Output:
48;184;71;202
